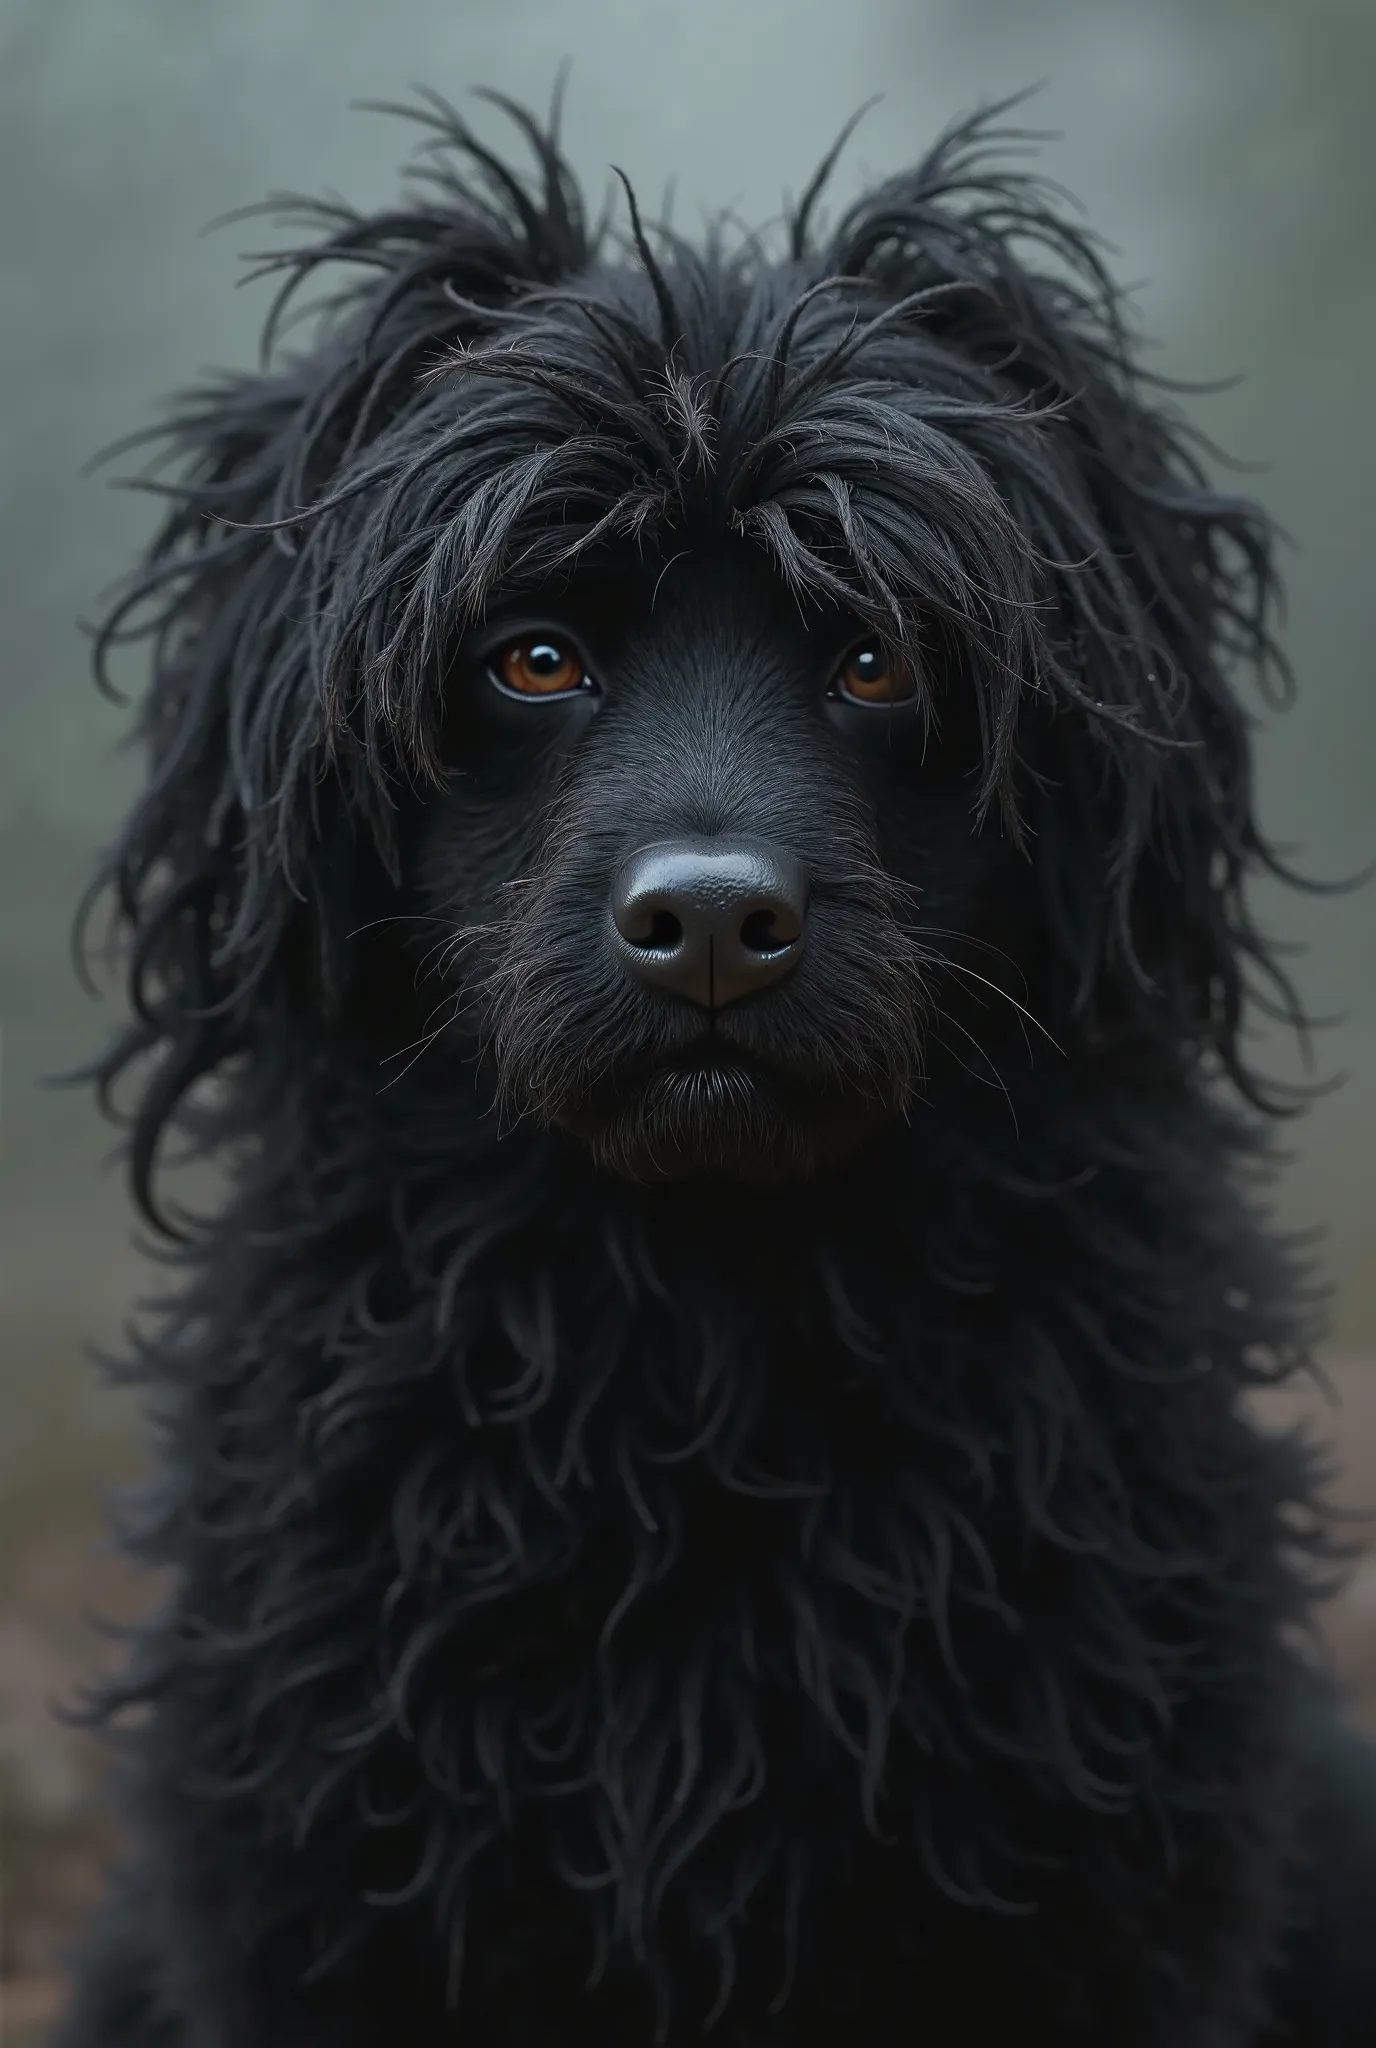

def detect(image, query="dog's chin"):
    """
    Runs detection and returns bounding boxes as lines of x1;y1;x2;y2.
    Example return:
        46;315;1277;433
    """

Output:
547;1057;889;1186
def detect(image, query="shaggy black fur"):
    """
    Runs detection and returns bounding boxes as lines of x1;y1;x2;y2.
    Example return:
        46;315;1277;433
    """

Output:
59;91;1376;2046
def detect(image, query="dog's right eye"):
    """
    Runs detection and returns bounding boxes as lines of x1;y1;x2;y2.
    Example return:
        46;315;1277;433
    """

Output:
491;637;588;699
832;640;918;706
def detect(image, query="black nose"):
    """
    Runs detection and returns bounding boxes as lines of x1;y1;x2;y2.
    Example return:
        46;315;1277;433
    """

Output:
609;838;808;1009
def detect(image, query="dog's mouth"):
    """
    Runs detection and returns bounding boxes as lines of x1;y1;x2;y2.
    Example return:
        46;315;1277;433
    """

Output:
549;1041;890;1184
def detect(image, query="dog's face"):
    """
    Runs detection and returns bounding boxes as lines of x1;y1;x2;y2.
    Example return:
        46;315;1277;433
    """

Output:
413;543;1014;1182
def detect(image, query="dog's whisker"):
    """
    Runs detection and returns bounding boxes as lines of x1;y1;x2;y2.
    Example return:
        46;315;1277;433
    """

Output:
928;1017;1022;1137
345;912;452;942
919;949;1062;1058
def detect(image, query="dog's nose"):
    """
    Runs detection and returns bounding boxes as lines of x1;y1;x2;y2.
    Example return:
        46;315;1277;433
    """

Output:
609;838;807;1009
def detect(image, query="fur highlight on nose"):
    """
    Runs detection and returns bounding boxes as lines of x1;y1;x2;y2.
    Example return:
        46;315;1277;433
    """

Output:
609;838;808;1009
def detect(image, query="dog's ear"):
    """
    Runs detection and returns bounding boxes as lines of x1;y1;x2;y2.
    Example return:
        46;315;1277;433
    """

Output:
824;109;1296;1104
85;99;591;1223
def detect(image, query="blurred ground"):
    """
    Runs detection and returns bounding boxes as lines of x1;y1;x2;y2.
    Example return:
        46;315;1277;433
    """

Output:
1;1363;1373;2047
0;1500;138;2048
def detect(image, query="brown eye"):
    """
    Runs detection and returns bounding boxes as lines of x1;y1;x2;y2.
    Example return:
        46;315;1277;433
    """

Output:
834;640;916;705
494;637;587;697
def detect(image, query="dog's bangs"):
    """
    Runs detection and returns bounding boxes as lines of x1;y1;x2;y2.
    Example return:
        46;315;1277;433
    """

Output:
306;285;1063;831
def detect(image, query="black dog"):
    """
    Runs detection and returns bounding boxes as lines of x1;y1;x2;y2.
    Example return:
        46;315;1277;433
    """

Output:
60;93;1376;2046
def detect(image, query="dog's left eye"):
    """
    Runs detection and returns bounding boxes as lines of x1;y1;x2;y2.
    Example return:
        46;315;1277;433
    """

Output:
492;637;588;698
832;640;917;706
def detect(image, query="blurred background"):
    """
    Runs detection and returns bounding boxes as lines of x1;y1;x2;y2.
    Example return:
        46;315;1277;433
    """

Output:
1;0;1373;2038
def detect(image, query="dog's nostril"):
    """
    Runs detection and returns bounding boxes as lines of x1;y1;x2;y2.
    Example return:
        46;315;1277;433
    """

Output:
739;907;793;956
627;908;684;952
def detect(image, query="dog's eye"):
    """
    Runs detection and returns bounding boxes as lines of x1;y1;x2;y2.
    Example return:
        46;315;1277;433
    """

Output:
833;641;917;705
493;637;588;698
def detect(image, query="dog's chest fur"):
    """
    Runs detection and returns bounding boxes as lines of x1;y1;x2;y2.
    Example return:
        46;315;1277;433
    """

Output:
136;1082;1307;2041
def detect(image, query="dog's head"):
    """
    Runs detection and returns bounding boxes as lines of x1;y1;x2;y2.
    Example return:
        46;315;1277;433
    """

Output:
93;96;1293;1206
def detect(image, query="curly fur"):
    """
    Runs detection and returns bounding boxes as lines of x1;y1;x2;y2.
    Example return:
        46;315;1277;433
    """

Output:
59;89;1376;2047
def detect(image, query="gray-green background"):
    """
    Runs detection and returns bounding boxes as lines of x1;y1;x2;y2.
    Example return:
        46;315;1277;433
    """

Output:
3;0;1373;1528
